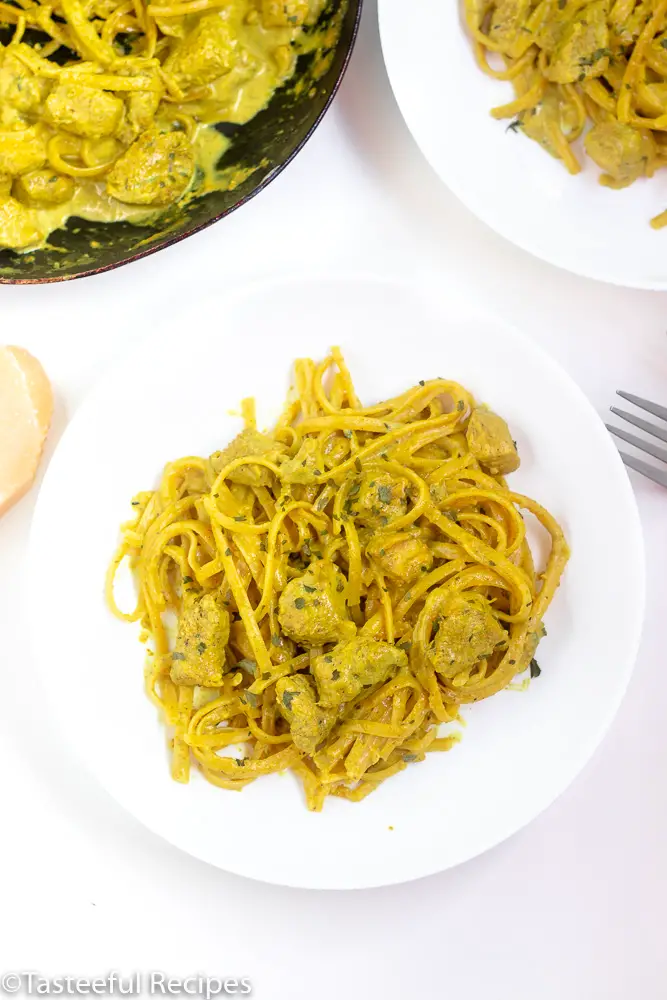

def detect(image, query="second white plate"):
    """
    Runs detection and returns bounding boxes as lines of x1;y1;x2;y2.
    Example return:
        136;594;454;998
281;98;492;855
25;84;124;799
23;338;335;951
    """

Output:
379;0;667;289
27;275;644;887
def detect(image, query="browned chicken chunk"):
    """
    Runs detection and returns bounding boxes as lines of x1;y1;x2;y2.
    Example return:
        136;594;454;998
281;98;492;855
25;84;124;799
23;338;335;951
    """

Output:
171;589;230;686
312;636;407;708
466;408;520;475
584;121;654;187
276;674;336;754
373;536;433;584
429;599;506;679
278;560;356;646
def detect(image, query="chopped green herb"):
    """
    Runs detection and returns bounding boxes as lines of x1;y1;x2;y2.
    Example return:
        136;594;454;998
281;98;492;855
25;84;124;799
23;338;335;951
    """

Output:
343;430;352;439
294;597;306;610
332;669;341;680
234;515;246;522
172;652;186;661
457;399;465;411
197;641;207;654
182;576;193;584
243;690;258;708
336;579;345;593
380;515;389;526
282;690;298;711
402;753;418;762
506;117;523;133
259;539;267;552
419;380;425;387
379;548;385;557
355;458;362;473
530;658;542;678
399;641;412;653
225;548;231;556
237;659;256;675
271;634;282;647
131;501;140;506
377;484;392;504
235;757;246;767
303;584;316;593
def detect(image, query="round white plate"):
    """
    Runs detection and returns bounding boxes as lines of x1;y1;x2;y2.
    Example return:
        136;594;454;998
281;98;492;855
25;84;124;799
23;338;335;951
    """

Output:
27;275;644;888
379;0;667;289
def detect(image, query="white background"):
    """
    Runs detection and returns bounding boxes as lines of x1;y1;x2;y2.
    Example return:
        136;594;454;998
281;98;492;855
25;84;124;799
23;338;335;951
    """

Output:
2;3;666;996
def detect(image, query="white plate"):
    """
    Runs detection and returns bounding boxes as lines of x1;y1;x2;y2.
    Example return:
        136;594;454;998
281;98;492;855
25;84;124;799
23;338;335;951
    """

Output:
27;275;644;888
379;0;667;289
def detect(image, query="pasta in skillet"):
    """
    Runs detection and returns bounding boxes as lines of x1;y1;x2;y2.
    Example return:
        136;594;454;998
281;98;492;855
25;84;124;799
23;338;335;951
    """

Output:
107;349;569;811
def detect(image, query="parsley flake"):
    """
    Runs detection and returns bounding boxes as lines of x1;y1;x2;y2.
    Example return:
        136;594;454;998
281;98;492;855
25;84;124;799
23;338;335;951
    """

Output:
282;690;298;711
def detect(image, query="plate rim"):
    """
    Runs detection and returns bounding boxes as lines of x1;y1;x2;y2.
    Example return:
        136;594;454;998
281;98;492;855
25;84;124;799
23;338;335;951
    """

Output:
25;271;647;888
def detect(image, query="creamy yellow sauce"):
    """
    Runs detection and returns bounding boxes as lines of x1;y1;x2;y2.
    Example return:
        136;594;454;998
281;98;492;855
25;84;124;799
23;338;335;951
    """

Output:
0;0;343;252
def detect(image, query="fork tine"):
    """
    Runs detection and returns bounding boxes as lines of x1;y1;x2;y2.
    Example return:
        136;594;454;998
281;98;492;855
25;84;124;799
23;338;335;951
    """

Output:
616;391;667;423
606;423;667;464
618;450;667;488
610;406;667;444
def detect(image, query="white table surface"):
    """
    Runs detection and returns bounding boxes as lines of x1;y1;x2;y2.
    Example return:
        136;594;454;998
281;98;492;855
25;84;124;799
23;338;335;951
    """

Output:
2;4;667;997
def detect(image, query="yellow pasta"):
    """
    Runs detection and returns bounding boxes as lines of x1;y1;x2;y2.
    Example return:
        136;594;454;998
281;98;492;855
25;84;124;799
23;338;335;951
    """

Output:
107;350;569;811
464;0;667;226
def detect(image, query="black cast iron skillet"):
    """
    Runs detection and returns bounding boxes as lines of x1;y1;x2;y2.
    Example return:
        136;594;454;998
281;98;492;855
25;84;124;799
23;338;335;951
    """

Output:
0;0;362;284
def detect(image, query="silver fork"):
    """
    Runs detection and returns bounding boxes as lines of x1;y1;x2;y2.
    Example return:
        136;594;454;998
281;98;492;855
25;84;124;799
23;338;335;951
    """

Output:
607;392;667;488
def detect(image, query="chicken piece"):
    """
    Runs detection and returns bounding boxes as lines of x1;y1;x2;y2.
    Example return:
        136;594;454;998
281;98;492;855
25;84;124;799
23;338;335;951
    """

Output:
164;13;238;90
354;471;409;528
521;84;579;161
584;121;653;187
45;84;124;139
279;437;324;484
276;675;336;754
127;88;162;137
429;599;506;679
210;428;286;486
0;197;41;249
106;129;195;206
261;0;309;27
170;590;230;686
373;536;433;585
544;1;610;84
0;128;47;177
277;560;356;646
0;51;50;115
488;0;535;58
312;637;407;708
466;408;519;475
13;169;74;207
